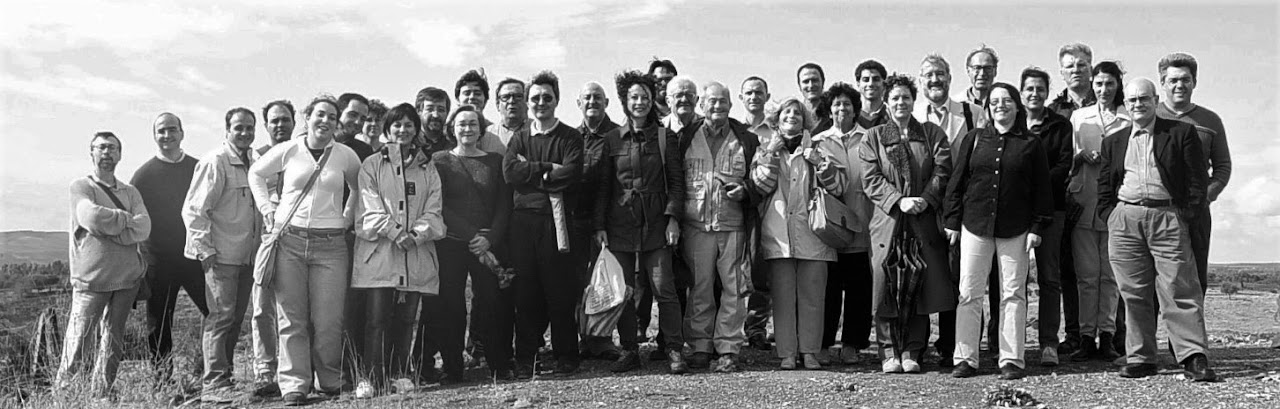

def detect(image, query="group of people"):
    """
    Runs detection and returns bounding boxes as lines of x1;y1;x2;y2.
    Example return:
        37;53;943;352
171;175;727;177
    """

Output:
58;41;1229;405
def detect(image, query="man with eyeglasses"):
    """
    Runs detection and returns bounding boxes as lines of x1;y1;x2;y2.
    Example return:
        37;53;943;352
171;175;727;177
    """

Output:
1098;78;1213;382
963;45;997;129
649;59;678;118
484;78;532;155
661;76;702;133
59;131;152;400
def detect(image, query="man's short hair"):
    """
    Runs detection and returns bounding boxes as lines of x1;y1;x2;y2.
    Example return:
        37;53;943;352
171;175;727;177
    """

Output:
529;70;561;99
1058;42;1094;65
742;76;769;92
261;100;295;123
367;99;389;123
796;62;825;85
883;74;918;101
414;87;451;112
90;131;121;149
855;59;888;80
920;53;951;75
648;58;677;76
337;93;369;112
154;112;183;132
966;44;1000;67
454;69;490;100
666;76;696;97
1020;66;1052;89
821;82;862;118
1158;52;1199;81
224;107;256;130
493;77;527;99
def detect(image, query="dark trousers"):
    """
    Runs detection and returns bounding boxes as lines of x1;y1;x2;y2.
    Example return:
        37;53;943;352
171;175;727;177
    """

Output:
822;252;872;349
511;212;580;364
1189;204;1211;294
145;254;209;372
617;248;681;351
363;288;420;385
745;231;771;339
635;248;690;348
1061;225;1081;343
438;240;514;375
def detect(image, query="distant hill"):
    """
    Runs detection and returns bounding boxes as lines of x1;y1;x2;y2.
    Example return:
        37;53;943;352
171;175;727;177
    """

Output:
0;230;67;264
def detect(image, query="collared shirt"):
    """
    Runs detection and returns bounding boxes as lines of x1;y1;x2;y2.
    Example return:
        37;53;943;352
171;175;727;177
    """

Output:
1118;121;1172;202
856;105;888;133
183;142;262;265
744;116;775;147
963;88;991;129
946;125;1053;238
662;113;702;133
155;151;187;164
482;118;531;156
1048;88;1096;119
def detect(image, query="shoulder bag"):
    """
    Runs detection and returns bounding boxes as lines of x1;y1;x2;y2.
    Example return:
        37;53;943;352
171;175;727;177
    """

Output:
253;147;332;288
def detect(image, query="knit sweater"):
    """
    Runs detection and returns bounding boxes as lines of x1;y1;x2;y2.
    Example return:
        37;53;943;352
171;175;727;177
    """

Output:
69;176;151;292
130;155;198;258
432;151;512;249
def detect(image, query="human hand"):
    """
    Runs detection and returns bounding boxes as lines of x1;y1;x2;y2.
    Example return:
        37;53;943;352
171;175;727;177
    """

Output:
1026;233;1041;252
946;229;959;246
594;230;609;248
394;233;414;250
665;218;680;246
802;148;823;165
200;254;216;273
468;235;491;255
898;197;926;214
724;183;746;201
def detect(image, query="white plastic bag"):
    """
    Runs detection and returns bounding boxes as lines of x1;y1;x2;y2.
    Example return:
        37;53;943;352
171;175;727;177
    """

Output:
582;249;626;314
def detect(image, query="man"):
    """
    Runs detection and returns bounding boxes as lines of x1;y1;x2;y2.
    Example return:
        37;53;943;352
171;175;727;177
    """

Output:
649;58;678;118
797;62;832;134
59;131;151;399
502;70;585;377
854;59;890;132
963;45;998;128
336;93;375;161
1049;43;1097;118
130;113;209;383
1156;52;1231;295
677;82;760;373
739;76;774;351
483;78;531;155
572;81;622;361
182;107;262;402
1097;78;1214;381
1048;42;1094;355
1021;67;1075;366
661;76;702;133
416;86;455;155
250;99;293;395
359;99;388;151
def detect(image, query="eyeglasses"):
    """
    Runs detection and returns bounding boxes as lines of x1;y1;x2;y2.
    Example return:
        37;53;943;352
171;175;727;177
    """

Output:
969;65;996;73
497;93;525;103
530;94;555;103
92;144;120;152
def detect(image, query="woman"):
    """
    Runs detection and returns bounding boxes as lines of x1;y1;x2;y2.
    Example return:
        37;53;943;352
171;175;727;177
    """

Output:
249;95;363;405
812;82;874;365
945;82;1053;380
594;70;686;373
858;75;955;374
752;96;844;370
352;103;445;395
432;105;515;381
1068;61;1130;362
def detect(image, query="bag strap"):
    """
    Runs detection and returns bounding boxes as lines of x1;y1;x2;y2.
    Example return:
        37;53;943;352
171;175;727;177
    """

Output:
962;102;975;133
272;146;333;236
90;178;126;209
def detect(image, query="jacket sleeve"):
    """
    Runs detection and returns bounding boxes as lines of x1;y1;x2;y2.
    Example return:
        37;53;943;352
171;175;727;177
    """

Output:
410;166;447;245
1047;125;1073;203
814;149;846;196
182;156;223;260
1096;136;1118;222
1182;125;1208;210
858;130;905;216
943;130;978;231
922;130;953;210
739;134;764;209
249;145;285;216
502;134;552;187
72;180;145;241
356;160;402;242
540;132;584;191
751;147;781;196
1027;138;1054;236
487;156;514;249
663;129;685;219
593;136;614;232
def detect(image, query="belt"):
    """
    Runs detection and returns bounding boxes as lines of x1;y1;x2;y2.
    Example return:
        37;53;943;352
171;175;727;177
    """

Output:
1121;198;1173;208
285;227;348;239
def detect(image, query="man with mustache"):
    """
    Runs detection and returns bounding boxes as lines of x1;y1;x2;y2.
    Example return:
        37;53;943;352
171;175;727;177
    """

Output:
250;99;294;397
854;59;890;132
649;58;678;118
1155;52;1231;296
739;76;775;352
677;81;760;373
572;81;623;362
59;131;151;399
182;107;262;403
131;112;209;385
416;87;455;156
797;62;832;134
962;45;997;128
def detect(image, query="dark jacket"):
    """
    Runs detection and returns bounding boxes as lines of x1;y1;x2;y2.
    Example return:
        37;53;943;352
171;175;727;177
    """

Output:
595;121;684;252
1097;118;1207;221
945;125;1053;238
571;116;619;221
1029;111;1074;210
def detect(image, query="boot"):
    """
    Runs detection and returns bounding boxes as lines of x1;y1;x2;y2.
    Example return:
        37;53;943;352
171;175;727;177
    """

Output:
1070;337;1097;362
1098;332;1122;360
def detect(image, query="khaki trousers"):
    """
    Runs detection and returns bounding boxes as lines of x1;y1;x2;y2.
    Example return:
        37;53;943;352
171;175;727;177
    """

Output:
681;228;750;354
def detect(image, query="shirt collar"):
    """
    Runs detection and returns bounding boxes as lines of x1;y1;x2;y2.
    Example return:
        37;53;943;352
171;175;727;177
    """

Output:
155;151;185;163
967;87;986;105
1131;119;1156;138
531;119;560;135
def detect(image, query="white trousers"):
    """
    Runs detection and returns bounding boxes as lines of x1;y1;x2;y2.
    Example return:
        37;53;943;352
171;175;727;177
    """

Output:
954;228;1029;369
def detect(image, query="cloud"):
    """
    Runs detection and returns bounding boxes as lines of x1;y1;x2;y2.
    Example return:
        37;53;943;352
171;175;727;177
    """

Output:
395;19;483;67
173;66;225;95
515;37;569;70
1;1;235;54
605;0;685;27
0;64;156;111
1224;175;1280;217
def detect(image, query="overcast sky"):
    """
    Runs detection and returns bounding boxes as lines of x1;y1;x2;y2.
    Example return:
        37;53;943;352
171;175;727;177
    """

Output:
1;0;1276;262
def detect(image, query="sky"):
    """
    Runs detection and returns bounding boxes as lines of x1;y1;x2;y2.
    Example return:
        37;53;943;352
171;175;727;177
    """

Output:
1;0;1276;262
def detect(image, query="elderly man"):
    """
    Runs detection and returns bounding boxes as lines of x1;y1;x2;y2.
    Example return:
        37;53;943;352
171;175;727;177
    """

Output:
503;70;585;377
183;107;262;402
131;113;208;384
59;131;151;399
962;45;997;128
797;63;832;134
573;81;623;361
739;76;774;351
250;99;293;396
676;81;760;373
482;78;530;155
649;58;678;118
1049;43;1097;119
854;59;890;132
662;76;702;133
1156;52;1231;295
1097;78;1213;381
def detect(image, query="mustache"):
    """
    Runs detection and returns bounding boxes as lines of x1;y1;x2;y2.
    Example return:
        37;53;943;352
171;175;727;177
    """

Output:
927;81;946;89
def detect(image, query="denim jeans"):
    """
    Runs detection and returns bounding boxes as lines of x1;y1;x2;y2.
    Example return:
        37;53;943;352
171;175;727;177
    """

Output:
202;263;253;388
56;286;139;394
251;283;277;378
273;227;349;395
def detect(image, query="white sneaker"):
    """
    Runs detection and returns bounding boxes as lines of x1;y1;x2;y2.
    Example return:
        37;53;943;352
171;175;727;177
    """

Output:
1040;347;1059;367
882;357;904;373
354;380;375;399
391;378;416;394
901;357;921;373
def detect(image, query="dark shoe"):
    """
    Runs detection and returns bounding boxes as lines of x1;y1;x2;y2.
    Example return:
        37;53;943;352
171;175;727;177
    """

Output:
597;348;622;362
283;392;307;406
748;334;773;351
1071;338;1098;362
936;354;955;368
252;375;281;398
1060;334;1082;355
998;364;1025;380
1181;353;1216;382
951;361;977;378
1119;363;1159;378
610;351;642;373
688;352;711;369
553;360;579;375
649;346;669;361
514;364;535;380
668;351;689;374
1098;332;1123;360
713;354;739;373
491;368;515;381
438;373;466;385
416;366;440;384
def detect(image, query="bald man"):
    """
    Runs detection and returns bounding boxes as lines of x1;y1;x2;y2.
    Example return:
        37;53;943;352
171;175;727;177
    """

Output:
1097;78;1213;381
573;81;623;360
675;81;761;372
131;113;210;384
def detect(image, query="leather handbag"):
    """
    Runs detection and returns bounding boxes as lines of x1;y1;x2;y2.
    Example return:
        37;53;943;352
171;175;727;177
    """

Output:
807;150;861;249
253;148;331;288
